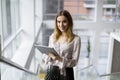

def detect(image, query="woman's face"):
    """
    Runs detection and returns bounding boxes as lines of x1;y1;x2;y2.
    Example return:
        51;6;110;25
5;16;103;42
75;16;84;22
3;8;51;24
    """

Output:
57;15;69;32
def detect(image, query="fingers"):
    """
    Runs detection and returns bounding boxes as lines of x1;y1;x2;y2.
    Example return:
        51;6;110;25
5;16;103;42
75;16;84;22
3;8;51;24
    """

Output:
48;53;54;57
48;53;63;61
53;56;63;62
48;53;56;60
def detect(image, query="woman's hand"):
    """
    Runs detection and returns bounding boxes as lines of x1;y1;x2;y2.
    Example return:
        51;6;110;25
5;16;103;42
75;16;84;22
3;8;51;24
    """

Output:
48;53;56;60
48;53;63;62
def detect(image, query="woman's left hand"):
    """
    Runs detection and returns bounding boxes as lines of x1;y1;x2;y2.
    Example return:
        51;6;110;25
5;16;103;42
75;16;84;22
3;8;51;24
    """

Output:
48;53;63;62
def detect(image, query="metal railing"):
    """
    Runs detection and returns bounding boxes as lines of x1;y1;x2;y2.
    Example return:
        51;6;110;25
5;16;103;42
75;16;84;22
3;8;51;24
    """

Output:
104;0;116;4
100;72;120;77
0;56;40;75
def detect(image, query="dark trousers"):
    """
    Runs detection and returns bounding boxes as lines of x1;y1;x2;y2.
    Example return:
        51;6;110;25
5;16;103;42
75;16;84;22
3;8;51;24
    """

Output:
61;68;74;80
45;66;74;80
45;66;60;80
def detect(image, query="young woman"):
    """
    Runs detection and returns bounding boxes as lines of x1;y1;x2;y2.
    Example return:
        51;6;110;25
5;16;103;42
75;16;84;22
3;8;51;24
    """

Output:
42;10;81;80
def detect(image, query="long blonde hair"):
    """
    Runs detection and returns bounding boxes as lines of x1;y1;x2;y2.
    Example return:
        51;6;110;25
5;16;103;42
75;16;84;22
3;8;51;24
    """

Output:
53;10;74;43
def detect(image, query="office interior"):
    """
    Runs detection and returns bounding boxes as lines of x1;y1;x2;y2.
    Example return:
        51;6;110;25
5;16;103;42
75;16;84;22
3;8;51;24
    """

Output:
0;0;120;80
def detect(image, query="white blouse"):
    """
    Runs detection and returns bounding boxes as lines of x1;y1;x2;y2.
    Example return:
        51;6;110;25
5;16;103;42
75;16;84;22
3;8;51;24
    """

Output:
42;34;81;75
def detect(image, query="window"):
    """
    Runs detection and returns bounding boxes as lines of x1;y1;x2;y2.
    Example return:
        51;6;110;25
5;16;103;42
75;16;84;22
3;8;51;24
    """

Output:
64;0;96;20
117;0;120;22
2;0;21;59
43;0;96;21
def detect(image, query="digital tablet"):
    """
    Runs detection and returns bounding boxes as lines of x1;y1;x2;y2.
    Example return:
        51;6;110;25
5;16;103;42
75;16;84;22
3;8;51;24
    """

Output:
35;45;58;56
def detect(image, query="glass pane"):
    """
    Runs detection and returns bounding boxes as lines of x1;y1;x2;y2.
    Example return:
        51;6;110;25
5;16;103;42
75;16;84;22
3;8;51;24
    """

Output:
74;29;94;68
43;0;63;20
3;43;13;59
97;32;110;75
45;0;58;13
2;32;22;59
14;0;21;30
2;0;21;59
2;0;12;40
2;0;20;40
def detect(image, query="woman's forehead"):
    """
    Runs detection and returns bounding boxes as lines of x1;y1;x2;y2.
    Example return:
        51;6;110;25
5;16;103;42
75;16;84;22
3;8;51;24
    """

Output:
57;16;68;21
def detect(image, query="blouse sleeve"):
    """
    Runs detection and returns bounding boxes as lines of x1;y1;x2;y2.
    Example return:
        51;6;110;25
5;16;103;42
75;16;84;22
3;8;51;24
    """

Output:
48;34;53;47
41;34;53;64
64;36;81;67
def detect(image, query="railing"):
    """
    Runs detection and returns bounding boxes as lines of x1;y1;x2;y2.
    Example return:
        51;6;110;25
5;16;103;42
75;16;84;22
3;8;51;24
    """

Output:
76;64;120;80
1;60;40;80
84;0;95;4
100;72;120;77
0;35;41;80
100;72;120;80
104;0;116;4
0;56;40;75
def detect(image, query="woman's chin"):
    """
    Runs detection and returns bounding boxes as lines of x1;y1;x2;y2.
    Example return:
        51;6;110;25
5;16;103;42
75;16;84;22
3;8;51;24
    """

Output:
60;29;66;32
60;30;66;32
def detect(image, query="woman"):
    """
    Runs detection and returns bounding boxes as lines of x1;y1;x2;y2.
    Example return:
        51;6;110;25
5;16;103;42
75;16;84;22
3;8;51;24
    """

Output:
42;10;81;80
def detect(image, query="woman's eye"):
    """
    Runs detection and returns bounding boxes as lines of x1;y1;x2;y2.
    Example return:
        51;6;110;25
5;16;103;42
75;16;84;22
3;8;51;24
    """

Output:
57;21;60;23
57;20;67;24
63;20;67;23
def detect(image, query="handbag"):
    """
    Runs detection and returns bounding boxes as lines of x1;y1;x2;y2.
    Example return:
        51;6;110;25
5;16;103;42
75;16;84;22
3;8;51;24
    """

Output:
45;65;60;80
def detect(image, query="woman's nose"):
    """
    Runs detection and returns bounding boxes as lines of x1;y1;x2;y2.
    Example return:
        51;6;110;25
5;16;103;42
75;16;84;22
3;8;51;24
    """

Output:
60;22;63;26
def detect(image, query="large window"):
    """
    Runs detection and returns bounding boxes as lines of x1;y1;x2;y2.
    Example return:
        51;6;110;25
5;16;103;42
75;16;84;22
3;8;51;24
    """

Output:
1;0;21;59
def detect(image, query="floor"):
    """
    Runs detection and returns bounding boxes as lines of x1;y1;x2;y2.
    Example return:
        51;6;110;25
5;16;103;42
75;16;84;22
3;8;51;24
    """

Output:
76;57;108;80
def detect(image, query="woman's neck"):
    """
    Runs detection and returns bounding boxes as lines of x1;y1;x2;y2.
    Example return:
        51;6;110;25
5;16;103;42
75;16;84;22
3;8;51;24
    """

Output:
58;34;67;43
61;32;67;37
